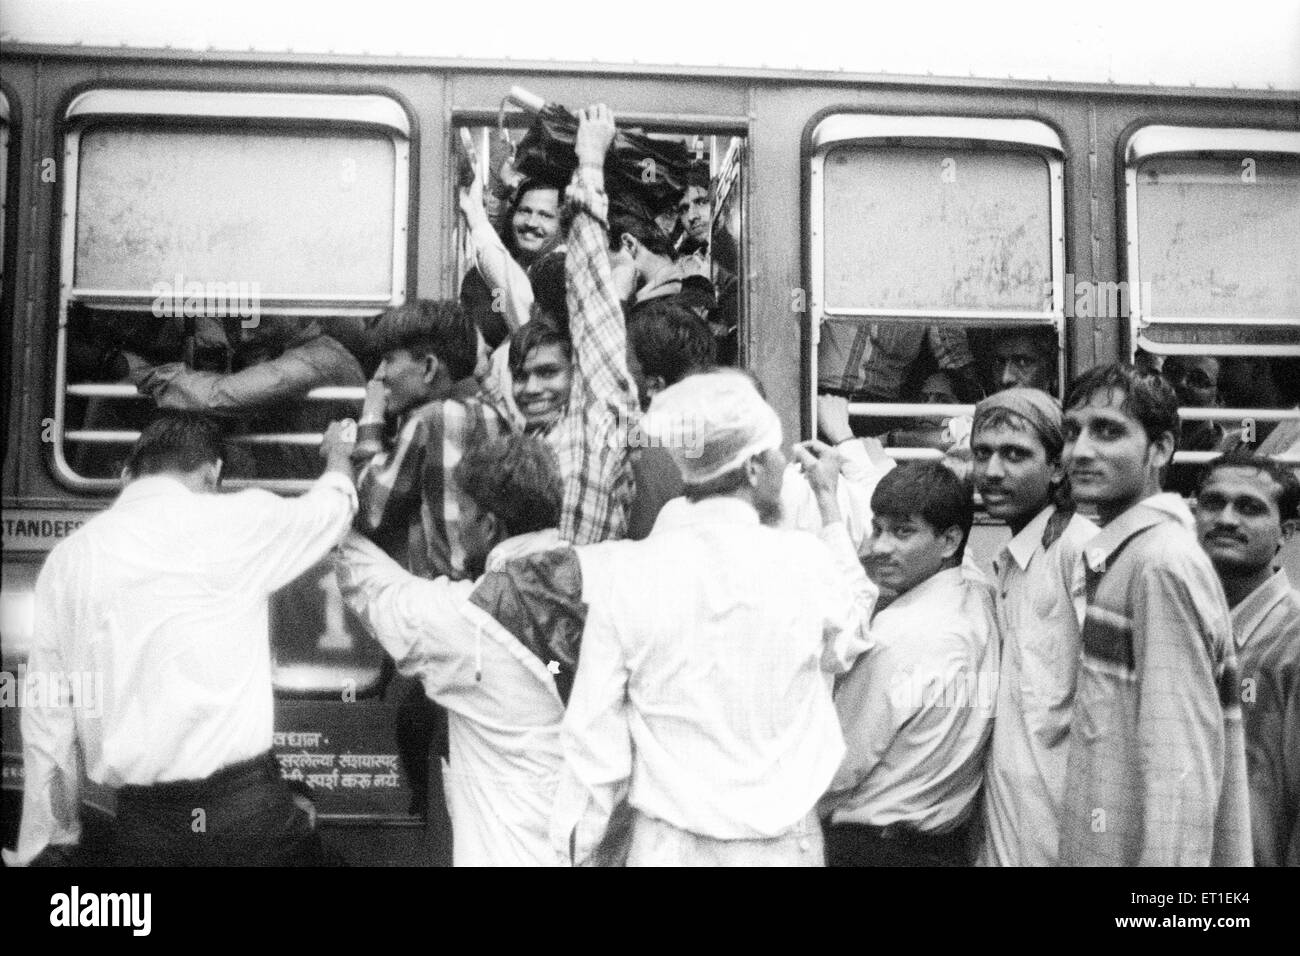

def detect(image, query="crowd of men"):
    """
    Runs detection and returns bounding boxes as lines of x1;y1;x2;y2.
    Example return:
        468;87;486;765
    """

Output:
8;104;1297;868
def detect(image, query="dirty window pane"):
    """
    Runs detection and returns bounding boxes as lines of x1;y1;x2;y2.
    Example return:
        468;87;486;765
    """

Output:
822;146;1051;312
1136;154;1300;319
75;127;396;297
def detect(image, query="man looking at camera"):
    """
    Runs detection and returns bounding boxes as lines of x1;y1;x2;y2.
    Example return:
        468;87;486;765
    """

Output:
1195;452;1300;866
969;389;1098;866
1057;363;1251;867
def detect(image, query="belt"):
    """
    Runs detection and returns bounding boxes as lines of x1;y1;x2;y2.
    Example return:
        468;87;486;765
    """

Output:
117;751;280;805
838;818;972;858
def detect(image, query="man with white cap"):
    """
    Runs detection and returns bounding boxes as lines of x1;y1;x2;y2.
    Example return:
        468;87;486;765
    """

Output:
551;369;876;866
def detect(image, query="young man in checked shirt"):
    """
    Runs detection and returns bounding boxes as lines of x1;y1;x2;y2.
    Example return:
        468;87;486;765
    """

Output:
507;102;641;546
1057;363;1251;866
355;300;513;580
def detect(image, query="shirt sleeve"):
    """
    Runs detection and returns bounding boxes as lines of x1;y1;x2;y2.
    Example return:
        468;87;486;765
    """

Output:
817;523;877;674
557;165;639;545
550;598;632;866
822;641;918;815
356;410;431;539
464;206;534;334
334;531;476;703
5;549;83;867
125;336;362;417
244;470;359;593
1133;562;1235;866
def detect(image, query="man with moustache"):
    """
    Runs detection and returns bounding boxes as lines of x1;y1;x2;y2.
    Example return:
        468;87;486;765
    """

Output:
552;370;876;865
1057;363;1251;866
968;388;1098;866
1194;452;1300;866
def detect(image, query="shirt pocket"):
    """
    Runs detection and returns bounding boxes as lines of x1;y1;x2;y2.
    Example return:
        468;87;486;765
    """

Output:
1019;590;1078;748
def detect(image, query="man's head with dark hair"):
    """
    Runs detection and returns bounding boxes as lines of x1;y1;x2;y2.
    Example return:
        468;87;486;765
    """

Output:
866;461;973;596
609;213;677;297
1195;451;1300;593
509;318;574;431
373;300;479;417
504;180;561;264
1063;363;1178;524
527;250;570;331
453;435;562;575
123;412;225;490
991;328;1057;393
627;301;717;408
676;161;713;246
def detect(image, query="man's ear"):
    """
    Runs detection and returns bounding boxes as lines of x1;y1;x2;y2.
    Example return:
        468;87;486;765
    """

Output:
1149;431;1176;472
938;524;964;562
742;454;763;488
422;353;440;385
645;375;667;400
621;233;640;258
1281;518;1299;544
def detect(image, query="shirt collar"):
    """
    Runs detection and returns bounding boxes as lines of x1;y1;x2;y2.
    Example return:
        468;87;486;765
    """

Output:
116;474;200;506
884;566;966;612
485;528;565;573
1082;492;1193;574
998;504;1057;574
651;495;760;534
1231;568;1295;650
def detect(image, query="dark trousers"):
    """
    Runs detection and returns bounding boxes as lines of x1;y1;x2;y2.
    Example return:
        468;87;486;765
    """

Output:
114;752;326;867
825;818;974;867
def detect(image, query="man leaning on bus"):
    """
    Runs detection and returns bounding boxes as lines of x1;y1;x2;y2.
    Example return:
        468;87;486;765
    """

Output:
4;412;358;866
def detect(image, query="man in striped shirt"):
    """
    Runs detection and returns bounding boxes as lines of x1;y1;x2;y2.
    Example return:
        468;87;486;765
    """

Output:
1057;363;1251;866
507;103;641;546
356;299;513;580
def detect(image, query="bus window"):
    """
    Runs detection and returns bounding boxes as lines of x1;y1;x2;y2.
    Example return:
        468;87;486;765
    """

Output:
1124;126;1300;484
452;120;745;373
809;115;1066;452
53;90;411;698
56;90;411;491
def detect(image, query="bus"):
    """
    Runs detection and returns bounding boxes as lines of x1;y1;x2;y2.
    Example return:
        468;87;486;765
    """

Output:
2;3;1298;865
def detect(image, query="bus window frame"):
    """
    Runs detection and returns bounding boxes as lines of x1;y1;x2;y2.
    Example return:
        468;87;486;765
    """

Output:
448;107;751;361
1122;124;1300;358
52;89;413;494
806;114;1068;440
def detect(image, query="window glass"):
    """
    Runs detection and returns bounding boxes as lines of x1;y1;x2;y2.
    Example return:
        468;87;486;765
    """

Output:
75;127;396;297
1136;153;1300;320
822;146;1051;312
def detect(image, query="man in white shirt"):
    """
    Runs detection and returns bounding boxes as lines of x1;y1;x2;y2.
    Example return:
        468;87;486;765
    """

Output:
335;435;576;866
551;370;876;866
6;412;358;866
969;388;1098;866
821;460;998;866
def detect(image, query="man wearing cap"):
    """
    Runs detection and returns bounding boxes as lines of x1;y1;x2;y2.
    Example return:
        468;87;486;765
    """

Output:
969;388;1099;866
551;370;876;866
